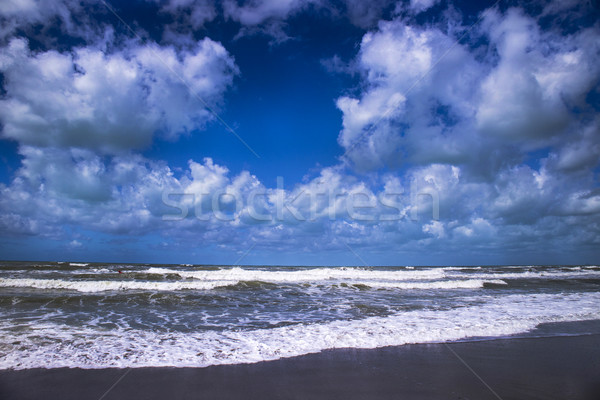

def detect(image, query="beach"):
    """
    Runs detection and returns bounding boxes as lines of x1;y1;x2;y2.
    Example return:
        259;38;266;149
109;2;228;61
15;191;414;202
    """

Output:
1;330;599;400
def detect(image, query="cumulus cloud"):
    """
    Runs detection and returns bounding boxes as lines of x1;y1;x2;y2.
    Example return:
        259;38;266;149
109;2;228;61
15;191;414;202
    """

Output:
476;8;599;143
1;145;598;260
548;118;600;172
0;37;238;154
3;138;595;258
0;149;173;236
0;148;432;250
336;3;600;176
336;17;482;171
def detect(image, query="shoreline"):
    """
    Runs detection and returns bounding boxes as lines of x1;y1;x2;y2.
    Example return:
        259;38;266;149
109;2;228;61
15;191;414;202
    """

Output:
1;326;600;399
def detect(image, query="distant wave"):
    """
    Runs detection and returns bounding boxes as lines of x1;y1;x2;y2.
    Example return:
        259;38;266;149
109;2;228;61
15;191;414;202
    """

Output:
448;270;600;280
143;266;447;282
0;278;231;292
142;266;599;282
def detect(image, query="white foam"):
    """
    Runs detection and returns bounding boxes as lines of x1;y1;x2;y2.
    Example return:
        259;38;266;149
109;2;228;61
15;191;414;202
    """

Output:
69;263;88;267
0;277;504;292
140;266;599;285
356;279;506;289
144;266;447;283
447;270;600;280
0;278;234;292
1;292;598;370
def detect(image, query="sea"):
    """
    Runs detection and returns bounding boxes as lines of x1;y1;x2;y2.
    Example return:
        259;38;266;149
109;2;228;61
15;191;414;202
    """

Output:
1;262;599;370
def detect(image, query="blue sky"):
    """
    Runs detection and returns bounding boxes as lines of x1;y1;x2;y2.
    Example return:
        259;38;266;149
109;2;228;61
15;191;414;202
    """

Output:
0;0;599;266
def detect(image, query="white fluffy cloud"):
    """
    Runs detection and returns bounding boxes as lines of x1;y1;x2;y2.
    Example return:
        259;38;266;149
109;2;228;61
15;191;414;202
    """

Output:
336;4;600;175
476;8;599;142
0;37;238;154
3;142;597;259
336;17;482;170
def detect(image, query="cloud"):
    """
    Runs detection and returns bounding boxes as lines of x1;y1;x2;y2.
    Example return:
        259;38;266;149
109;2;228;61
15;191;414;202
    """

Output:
335;3;600;175
158;0;217;29
0;149;172;236
343;0;395;28
68;239;82;248
476;8;599;143
0;0;109;45
1;142;593;254
220;0;398;41
223;0;313;26
0;150;416;245
422;220;445;238
0;0;77;23
1;144;599;261
0;37;238;154
408;0;441;14
220;0;315;42
548;118;600;172
336;17;482;171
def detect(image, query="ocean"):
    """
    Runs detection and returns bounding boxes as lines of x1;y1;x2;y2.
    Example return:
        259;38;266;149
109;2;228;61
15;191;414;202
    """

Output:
1;262;599;370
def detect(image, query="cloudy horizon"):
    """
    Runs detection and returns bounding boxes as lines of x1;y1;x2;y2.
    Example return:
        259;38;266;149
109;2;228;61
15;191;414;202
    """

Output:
0;0;599;266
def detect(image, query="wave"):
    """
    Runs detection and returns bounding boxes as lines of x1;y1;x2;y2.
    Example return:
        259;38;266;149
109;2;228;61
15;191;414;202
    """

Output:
447;270;600;280
143;266;600;282
0;277;504;292
143;266;447;282
340;279;507;290
1;292;598;369
0;278;232;292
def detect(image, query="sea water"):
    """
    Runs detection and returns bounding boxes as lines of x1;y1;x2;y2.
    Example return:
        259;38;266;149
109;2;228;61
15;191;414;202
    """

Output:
1;262;599;369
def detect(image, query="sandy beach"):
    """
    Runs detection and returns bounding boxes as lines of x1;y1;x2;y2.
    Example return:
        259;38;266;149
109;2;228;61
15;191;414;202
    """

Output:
1;331;599;400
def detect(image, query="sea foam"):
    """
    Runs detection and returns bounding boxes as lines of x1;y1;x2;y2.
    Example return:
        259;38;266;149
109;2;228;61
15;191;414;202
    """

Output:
1;292;598;369
0;277;504;292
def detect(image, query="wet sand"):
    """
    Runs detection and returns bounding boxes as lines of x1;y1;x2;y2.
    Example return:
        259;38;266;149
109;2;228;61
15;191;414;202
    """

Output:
1;333;599;400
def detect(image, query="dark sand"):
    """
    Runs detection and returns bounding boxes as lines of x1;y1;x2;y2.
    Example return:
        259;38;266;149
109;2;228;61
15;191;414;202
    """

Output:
1;333;599;400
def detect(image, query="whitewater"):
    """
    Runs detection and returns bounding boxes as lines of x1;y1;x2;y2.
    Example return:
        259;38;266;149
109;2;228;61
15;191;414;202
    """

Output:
1;262;599;369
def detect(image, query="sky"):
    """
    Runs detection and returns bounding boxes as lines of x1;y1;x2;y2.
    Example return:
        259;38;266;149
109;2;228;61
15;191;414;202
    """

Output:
0;0;599;266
